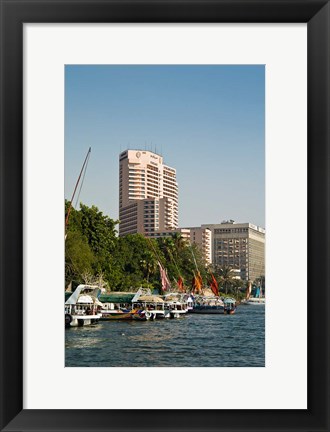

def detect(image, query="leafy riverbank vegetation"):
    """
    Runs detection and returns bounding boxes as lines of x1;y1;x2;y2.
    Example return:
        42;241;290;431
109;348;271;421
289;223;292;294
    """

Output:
65;201;258;297
65;201;208;292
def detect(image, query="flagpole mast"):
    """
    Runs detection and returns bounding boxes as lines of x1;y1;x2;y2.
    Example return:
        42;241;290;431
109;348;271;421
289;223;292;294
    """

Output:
65;147;91;232
189;244;199;273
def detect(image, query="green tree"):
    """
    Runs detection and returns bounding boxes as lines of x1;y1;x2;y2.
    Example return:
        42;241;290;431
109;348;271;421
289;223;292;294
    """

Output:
218;265;235;295
65;202;120;289
79;204;118;256
64;201;212;294
65;230;94;287
177;243;207;289
157;236;181;284
65;200;82;234
231;278;244;299
79;204;119;282
171;232;187;253
158;236;175;262
111;234;161;291
140;250;158;287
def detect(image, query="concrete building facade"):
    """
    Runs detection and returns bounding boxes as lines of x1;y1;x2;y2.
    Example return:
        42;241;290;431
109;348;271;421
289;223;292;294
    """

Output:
119;150;178;236
188;227;212;265
202;221;265;282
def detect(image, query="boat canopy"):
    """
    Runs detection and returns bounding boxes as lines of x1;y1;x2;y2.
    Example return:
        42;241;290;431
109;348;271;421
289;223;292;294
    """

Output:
137;295;164;303
99;293;136;304
75;295;103;306
223;297;236;304
76;294;94;304
65;284;100;305
163;294;181;301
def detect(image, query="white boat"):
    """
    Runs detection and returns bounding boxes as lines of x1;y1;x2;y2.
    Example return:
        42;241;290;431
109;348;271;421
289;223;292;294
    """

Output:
185;295;194;312
243;281;265;305
190;296;225;314
65;284;102;327
246;297;265;305
163;293;188;318
98;292;136;320
166;301;188;318
132;295;166;320
223;297;237;314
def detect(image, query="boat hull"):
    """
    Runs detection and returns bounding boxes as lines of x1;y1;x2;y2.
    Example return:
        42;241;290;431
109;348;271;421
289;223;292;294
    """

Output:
131;311;147;321
100;312;133;320
246;299;265;305
66;314;100;327
145;310;166;320
190;306;224;314
224;308;236;315
169;310;187;318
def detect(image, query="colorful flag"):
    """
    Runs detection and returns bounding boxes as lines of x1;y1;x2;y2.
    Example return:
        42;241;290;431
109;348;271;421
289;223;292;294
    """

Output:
197;271;203;288
209;273;219;296
246;281;252;299
158;261;171;291
192;271;203;294
177;276;184;292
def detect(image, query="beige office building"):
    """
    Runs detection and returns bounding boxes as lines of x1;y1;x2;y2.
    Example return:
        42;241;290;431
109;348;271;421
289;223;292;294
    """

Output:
202;221;265;282
119;150;178;236
188;227;212;265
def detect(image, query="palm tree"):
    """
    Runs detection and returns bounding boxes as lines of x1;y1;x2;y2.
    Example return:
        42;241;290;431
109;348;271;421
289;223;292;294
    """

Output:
158;236;175;261
232;278;244;299
171;232;187;253
218;265;235;295
140;251;157;287
158;235;184;281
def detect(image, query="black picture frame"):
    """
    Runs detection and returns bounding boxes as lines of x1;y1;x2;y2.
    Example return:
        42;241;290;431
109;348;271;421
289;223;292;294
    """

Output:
0;1;329;431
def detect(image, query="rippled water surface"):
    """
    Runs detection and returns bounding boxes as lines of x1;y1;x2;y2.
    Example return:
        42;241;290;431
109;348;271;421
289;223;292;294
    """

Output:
65;305;264;367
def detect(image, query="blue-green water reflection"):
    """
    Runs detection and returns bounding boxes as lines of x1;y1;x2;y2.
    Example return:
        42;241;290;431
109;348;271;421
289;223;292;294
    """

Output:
65;305;264;367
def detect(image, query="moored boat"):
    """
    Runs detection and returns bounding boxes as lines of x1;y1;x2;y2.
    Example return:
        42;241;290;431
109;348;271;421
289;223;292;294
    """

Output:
186;295;194;312
190;296;225;314
98;292;136;320
167;301;188;318
244;282;265;304
100;309;134;320
246;297;265;305
132;295;166;320
163;293;188;318
131;309;147;320
65;284;102;327
223;297;237;314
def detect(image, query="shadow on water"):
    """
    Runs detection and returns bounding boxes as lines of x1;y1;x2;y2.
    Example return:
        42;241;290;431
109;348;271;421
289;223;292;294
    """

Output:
65;305;265;367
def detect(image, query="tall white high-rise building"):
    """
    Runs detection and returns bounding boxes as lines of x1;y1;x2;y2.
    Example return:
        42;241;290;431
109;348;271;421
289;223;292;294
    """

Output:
119;150;178;236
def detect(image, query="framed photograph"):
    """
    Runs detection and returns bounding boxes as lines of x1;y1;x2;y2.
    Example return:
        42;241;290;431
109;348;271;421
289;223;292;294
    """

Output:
0;1;329;431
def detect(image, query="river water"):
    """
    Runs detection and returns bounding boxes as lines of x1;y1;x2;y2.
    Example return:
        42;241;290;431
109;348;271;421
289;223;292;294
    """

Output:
65;304;264;367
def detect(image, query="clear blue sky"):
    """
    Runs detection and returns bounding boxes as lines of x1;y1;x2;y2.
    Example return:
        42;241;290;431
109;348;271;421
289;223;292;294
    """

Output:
65;65;265;228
